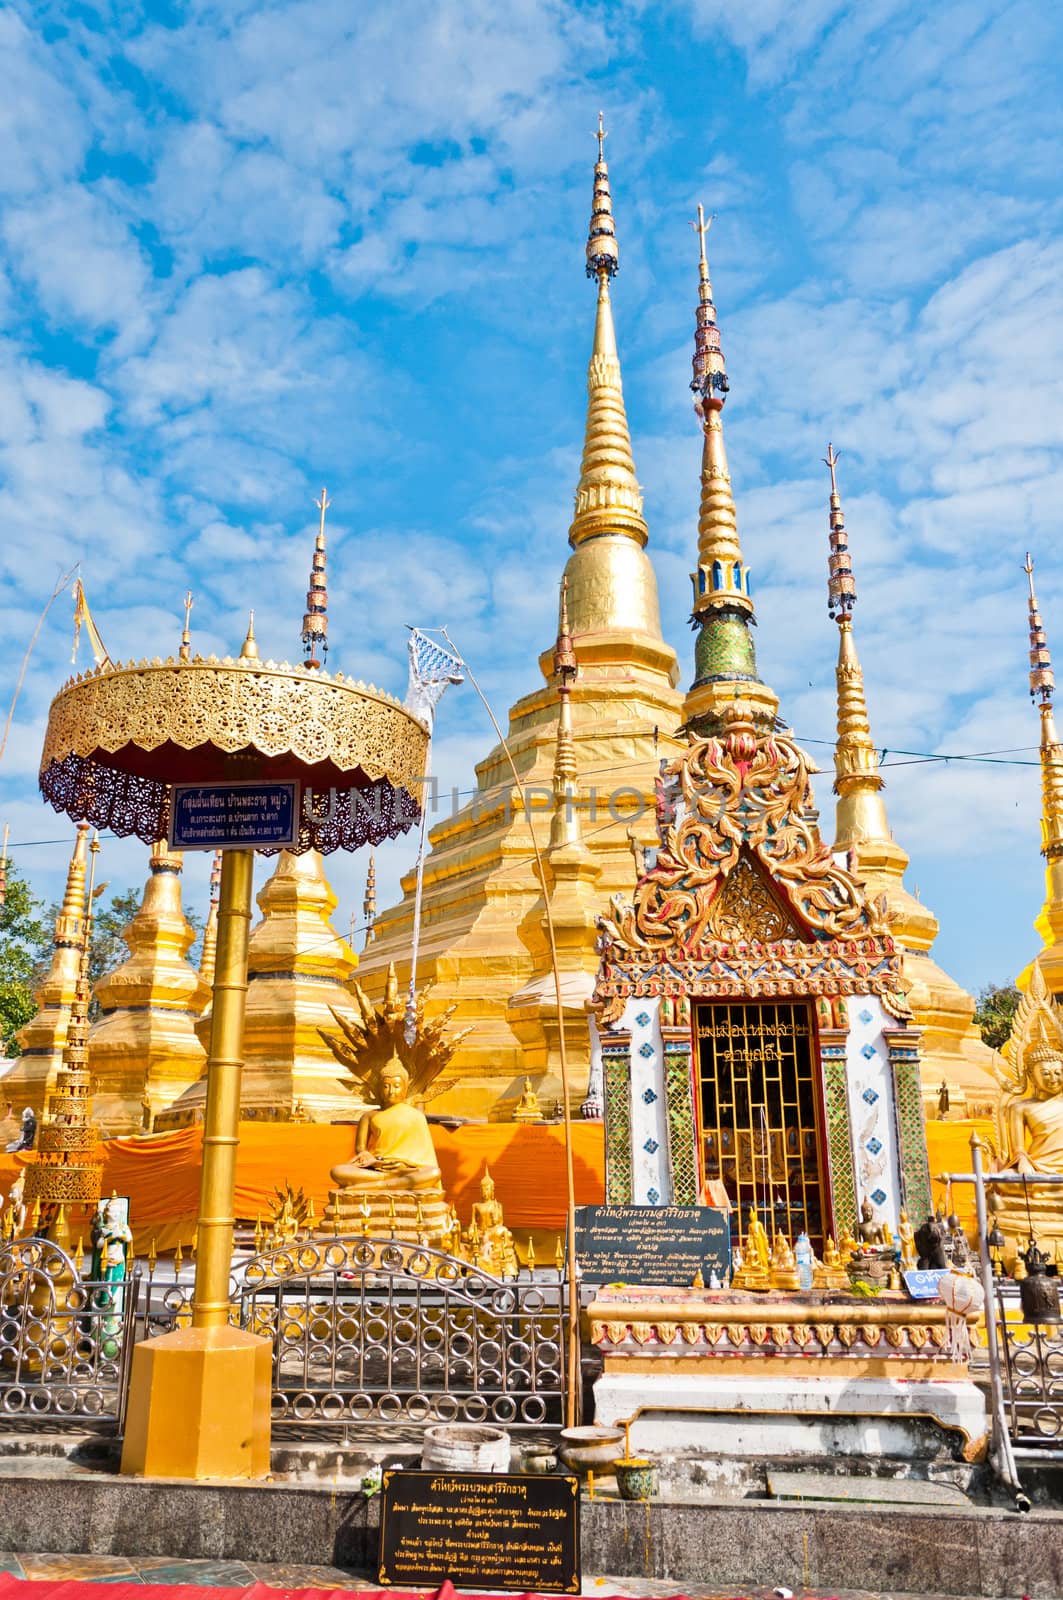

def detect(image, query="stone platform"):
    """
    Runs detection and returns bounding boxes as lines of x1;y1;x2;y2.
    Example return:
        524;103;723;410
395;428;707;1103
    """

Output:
0;1458;1060;1597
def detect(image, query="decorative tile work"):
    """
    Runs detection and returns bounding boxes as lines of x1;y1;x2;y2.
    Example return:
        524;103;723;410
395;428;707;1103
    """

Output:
643;1137;659;1155
819;1033;857;1237
635;1012;651;1029
862;1087;879;1106
638;1041;655;1059
884;1028;933;1223
602;1036;633;1205
861;1043;876;1060
866;1137;882;1156
858;1009;873;1025
642;1087;658;1105
663;1038;699;1206
647;1187;660;1205
871;1188;887;1207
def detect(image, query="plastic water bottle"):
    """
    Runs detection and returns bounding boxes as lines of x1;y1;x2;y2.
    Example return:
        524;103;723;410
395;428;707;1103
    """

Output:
795;1231;814;1291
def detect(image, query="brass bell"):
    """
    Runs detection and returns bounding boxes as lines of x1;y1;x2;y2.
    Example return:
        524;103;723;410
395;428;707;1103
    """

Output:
1018;1242;1063;1325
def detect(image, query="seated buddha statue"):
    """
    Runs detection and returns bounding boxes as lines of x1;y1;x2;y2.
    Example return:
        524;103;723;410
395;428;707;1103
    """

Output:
512;1077;545;1124
325;1055;449;1245
464;1166;518;1279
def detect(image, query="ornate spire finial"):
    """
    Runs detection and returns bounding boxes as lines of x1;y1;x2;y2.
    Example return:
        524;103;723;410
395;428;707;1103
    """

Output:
595;109;606;163
825;443;856;621
240;611;259;660
683;210;769;734
303;488;330;670
826;451;889;847
363;850;377;948
551;577;581;845
1026;553;1055;705
179;591;193;661
570;121;646;551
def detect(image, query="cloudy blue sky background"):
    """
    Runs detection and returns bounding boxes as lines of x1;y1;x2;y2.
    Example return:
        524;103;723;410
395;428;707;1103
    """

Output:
2;0;1061;992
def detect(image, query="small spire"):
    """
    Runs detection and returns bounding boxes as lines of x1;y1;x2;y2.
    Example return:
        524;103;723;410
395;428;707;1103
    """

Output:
1024;554;1063;867
569;116;646;551
240;611;259;660
196;850;222;1002
303;488;330;670
55;823;91;948
179;591;193;661
684;208;764;728
550;577;582;849
363;850;377;948
826;450;888;847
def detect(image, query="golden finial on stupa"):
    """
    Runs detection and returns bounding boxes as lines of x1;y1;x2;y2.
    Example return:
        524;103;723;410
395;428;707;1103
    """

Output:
825;447;889;846
179;591;193;661
569;113;647;553
363;850;377;948
240;612;259;660
303;488;330;670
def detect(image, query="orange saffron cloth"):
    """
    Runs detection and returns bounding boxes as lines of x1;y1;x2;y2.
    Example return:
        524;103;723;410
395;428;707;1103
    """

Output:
0;1121;606;1252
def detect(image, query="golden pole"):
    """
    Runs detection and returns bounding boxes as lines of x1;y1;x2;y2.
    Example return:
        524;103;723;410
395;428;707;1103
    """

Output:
191;847;254;1328
442;640;582;1429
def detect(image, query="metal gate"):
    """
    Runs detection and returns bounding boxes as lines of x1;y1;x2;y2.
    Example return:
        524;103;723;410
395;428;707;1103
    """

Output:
996;1287;1063;1447
232;1236;566;1432
0;1238;138;1428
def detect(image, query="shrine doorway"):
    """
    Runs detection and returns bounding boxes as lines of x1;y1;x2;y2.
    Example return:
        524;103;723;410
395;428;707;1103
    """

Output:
694;1000;830;1254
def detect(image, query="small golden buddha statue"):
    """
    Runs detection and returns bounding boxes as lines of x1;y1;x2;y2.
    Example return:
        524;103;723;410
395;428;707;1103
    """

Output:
273;1193;299;1246
769;1233;801;1292
898;1208;917;1270
464;1166;518;1278
325;1054;449;1244
512;1077;545;1124
732;1206;771;1291
813;1236;851;1292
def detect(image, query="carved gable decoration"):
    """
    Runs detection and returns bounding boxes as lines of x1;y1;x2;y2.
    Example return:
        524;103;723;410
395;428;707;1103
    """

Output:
704;850;805;943
601;729;885;955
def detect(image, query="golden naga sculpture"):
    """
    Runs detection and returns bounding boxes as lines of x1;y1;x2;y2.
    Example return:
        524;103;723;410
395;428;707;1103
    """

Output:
319;962;467;1108
599;728;891;956
324;1054;449;1244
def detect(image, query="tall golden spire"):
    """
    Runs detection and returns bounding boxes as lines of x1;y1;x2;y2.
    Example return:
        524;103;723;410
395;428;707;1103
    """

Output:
194;850;222;1012
303;488;330;669
683;207;775;734
826;445;890;847
1021;554;1063;997
568;113;647;553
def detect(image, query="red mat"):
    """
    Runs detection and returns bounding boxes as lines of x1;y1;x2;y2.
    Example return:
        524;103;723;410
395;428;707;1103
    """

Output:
0;1577;708;1600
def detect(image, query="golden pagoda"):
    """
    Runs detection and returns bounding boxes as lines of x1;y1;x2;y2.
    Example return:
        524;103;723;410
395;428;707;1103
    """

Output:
358;118;683;1117
7;823;90;1117
87;841;207;1134
191;850;222;1014
1018;554;1063;999
24;832;105;1245
823;449;1000;1116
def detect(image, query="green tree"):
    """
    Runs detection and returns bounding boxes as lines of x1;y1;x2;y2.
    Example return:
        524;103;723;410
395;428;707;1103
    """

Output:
0;863;51;1056
974;982;1022;1052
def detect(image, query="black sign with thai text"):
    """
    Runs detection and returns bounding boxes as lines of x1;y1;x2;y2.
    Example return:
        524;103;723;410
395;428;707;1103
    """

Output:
574;1204;731;1287
378;1469;580;1593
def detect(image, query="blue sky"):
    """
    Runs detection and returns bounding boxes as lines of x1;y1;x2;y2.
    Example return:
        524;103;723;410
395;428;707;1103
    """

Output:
1;0;1061;994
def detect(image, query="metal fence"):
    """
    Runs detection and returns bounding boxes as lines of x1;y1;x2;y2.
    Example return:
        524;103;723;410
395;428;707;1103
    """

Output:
996;1286;1063;1448
0;1234;566;1438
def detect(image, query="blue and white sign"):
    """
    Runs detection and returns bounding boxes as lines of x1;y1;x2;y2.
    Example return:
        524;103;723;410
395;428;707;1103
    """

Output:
902;1268;948;1302
169;781;300;851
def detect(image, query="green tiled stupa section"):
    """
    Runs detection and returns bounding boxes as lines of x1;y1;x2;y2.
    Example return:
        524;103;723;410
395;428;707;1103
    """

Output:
693;612;758;683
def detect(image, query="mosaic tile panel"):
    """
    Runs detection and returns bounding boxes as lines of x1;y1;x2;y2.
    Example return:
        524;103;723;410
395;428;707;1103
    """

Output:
663;1038;699;1206
819;1037;857;1236
602;1036;633;1205
886;1030;932;1224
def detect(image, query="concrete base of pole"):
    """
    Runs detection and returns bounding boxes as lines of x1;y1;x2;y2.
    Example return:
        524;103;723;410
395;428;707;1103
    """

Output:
119;1325;271;1481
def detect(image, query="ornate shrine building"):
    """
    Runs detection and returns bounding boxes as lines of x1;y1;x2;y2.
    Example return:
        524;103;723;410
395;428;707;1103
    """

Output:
592;215;933;1248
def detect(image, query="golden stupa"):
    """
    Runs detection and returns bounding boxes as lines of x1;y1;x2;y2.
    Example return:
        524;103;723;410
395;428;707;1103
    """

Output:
87;840;207;1133
7;823;91;1117
358;121;683;1117
822;450;1001;1116
1019;555;1063;1000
